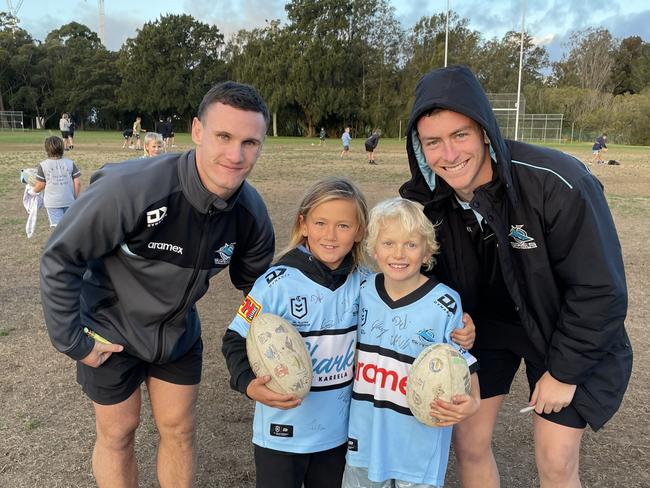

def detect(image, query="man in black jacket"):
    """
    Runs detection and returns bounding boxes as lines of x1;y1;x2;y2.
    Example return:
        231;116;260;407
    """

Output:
40;82;275;488
400;65;632;487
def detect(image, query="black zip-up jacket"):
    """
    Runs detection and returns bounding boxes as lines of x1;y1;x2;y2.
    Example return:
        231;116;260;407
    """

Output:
40;150;274;364
399;65;632;431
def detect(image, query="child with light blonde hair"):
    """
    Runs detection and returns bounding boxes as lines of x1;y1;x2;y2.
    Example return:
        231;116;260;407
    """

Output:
344;197;479;488
142;132;164;157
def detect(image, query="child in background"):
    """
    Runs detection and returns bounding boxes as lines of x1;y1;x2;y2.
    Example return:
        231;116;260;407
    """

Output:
122;128;133;148
31;136;81;227
142;132;164;157
589;132;608;165
341;127;351;158
223;177;369;488
364;129;381;165
344;197;480;488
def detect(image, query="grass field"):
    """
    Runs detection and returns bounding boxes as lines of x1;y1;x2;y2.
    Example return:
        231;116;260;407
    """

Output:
0;130;648;487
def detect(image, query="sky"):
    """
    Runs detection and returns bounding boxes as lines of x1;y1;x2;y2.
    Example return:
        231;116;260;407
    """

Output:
7;0;650;62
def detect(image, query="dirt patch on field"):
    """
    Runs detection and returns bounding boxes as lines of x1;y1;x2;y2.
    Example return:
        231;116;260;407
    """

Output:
0;137;648;487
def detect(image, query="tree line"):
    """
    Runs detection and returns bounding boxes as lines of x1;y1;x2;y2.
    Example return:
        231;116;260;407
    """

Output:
1;0;649;144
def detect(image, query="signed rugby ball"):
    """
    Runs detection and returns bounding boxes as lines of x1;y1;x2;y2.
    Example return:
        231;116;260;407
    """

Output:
246;313;313;399
406;343;471;426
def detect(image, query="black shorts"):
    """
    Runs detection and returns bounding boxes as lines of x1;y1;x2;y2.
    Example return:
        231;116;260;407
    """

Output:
254;443;347;488
364;145;374;152
472;321;587;429
61;131;70;138
76;338;203;405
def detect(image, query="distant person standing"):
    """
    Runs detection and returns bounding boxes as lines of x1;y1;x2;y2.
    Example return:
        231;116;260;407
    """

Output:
68;117;76;150
31;136;81;227
341;127;351;158
589;132;608;165
164;116;176;148
319;127;326;146
59;113;71;151
132;116;144;151
365;129;381;165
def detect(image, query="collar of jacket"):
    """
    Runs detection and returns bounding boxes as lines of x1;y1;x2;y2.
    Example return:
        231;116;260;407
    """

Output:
275;246;353;291
178;149;245;214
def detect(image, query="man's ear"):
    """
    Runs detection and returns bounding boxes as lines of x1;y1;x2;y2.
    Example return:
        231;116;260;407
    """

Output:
482;129;490;145
191;117;202;145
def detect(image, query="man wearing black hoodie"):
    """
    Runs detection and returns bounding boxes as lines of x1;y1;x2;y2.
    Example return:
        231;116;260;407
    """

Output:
400;65;631;487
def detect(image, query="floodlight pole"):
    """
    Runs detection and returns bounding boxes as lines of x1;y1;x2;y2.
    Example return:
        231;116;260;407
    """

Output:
444;0;450;67
99;0;105;46
514;0;526;141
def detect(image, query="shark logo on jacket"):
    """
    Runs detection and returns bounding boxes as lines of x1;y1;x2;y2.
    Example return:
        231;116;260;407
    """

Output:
509;225;538;249
214;242;236;265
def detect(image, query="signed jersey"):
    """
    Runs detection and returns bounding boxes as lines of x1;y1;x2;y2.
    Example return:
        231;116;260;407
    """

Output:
228;254;363;453
346;273;476;485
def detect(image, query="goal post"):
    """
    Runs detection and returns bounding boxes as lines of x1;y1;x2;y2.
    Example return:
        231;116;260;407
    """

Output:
0;111;25;130
487;93;563;144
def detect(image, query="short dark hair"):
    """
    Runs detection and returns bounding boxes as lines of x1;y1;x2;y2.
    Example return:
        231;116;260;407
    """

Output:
197;81;270;128
44;136;64;158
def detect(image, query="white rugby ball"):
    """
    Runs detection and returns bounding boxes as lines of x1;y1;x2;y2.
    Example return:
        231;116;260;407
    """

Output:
406;343;471;426
246;313;313;399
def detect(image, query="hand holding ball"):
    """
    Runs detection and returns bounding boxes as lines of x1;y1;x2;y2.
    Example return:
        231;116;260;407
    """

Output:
246;313;313;399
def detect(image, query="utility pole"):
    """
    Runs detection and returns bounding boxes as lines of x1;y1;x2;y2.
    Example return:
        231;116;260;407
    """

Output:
99;0;105;45
514;0;526;141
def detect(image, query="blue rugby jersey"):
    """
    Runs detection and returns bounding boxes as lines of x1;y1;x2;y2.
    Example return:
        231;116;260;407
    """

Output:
346;273;477;486
227;247;364;453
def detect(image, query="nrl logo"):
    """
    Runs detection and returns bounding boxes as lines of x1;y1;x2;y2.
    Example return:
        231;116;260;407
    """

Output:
509;225;538;249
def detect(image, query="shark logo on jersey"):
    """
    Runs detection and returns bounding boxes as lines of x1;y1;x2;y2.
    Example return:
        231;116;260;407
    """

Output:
290;296;308;319
417;328;436;343
509;225;538;249
214;242;236;265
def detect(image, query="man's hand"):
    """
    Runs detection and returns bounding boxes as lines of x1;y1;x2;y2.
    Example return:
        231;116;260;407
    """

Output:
451;313;476;350
80;341;124;368
529;371;577;414
246;375;302;410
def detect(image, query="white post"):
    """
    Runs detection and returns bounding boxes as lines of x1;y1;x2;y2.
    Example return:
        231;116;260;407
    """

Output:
444;0;450;67
514;0;526;141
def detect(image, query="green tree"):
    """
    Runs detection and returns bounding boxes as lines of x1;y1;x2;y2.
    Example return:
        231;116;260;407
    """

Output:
610;36;650;95
42;22;119;128
225;22;292;136
117;14;226;129
552;28;616;92
475;31;549;93
400;12;483;125
0;12;34;113
283;0;371;136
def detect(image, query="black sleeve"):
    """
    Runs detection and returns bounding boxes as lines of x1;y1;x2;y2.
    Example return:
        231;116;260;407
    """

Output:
222;329;256;396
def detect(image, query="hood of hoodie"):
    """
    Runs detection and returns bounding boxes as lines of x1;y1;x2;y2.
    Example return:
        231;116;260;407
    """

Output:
399;65;516;207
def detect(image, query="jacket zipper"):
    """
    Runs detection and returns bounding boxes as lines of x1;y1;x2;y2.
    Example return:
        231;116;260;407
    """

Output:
154;209;213;362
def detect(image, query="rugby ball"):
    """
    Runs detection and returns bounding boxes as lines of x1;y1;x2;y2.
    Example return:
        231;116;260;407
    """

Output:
246;313;313;399
406;343;471;426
